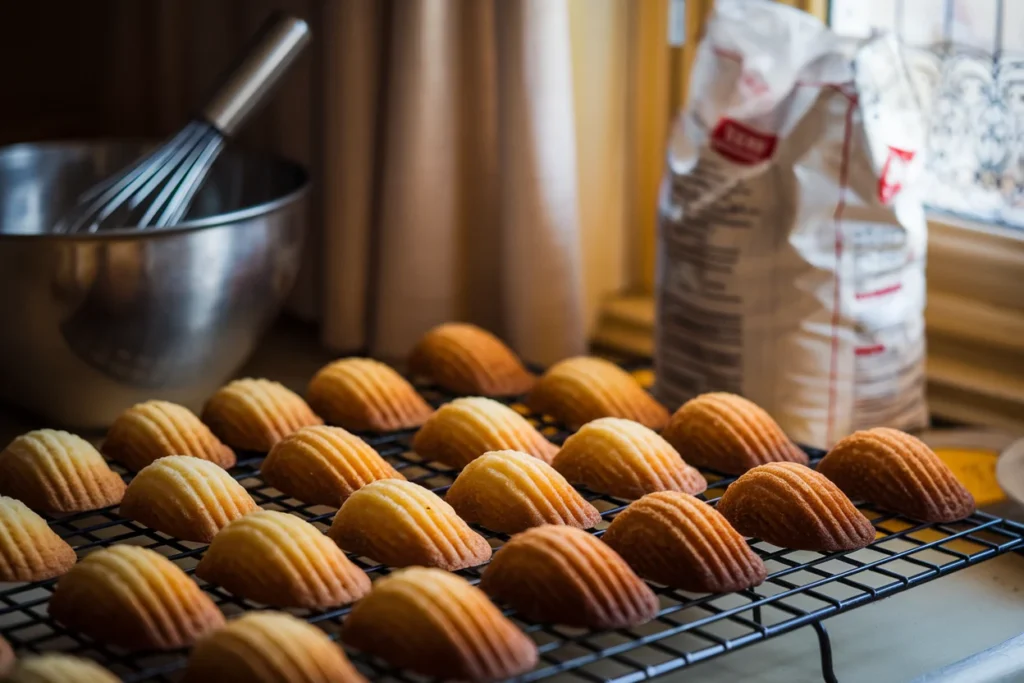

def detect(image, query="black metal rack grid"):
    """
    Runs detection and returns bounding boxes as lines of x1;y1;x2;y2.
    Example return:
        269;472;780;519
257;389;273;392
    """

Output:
1;370;1023;683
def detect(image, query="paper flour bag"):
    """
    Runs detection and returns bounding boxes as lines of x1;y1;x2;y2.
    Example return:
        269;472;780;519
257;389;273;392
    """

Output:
654;0;930;449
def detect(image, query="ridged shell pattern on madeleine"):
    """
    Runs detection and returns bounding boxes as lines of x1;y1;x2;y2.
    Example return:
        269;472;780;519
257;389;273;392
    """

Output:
307;357;434;432
328;479;491;570
120;456;258;543
261;425;404;506
7;654;120;683
481;525;658;629
412;397;557;468
0;430;125;513
409;322;536;396
819;428;975;523
185;611;367;683
196;510;371;609
527;357;670;430
342;567;538;682
602;492;767;592
717;462;876;552
446;450;600;534
661;392;808;475
49;545;224;651
202;378;323;451
554;417;707;499
0;496;76;582
103;400;235;471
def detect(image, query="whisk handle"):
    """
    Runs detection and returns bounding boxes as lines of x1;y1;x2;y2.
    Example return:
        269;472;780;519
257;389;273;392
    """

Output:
200;12;311;136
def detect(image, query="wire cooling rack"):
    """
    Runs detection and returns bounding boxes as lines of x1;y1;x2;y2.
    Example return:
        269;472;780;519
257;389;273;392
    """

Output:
1;368;1023;683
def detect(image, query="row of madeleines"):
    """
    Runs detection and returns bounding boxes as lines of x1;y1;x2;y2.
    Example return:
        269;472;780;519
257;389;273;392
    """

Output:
0;322;976;682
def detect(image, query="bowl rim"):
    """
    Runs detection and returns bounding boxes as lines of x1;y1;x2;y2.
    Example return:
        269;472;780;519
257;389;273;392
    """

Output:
0;139;310;242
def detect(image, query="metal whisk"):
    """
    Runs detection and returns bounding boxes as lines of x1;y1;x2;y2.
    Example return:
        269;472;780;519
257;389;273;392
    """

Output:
55;13;310;234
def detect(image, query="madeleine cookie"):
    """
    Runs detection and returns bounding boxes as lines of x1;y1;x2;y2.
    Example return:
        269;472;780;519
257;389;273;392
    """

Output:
120;456;258;543
717;462;875;552
307;357;434;432
603;492;766;592
553;418;706;499
342;567;537;681
7;654;119;683
261;426;404;507
196;510;370;609
661;393;808;475
328;480;491;570
819;428;975;523
412;397;557;468
482;525;657;629
202;378;323;451
446;450;600;534
186;612;366;683
49;545;223;651
409;322;536;396
103;400;235;471
0;496;76;582
0;634;12;678
0;430;125;513
527;357;669;430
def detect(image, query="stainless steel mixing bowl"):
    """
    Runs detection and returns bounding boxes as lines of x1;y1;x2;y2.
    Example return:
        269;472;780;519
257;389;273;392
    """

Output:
0;141;309;428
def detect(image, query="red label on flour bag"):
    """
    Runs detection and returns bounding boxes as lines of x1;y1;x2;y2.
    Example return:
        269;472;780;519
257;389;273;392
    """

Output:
878;146;917;204
711;119;778;165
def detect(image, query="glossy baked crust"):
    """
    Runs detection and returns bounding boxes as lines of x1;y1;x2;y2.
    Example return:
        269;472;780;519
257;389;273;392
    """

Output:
717;462;876;552
185;611;366;683
196;510;370;609
0;430;125;513
307;357;433;432
49;545;223;651
446;450;600;533
661;393;808;475
409;322;536;396
411;397;558;468
120;456;258;543
201;378;323;451
481;525;658;628
328;479;491;570
7;654;120;683
261;426;404;507
553;417;707;499
0;496;76;582
342;567;538;681
602;492;767;592
818;428;975;522
103;400;235;471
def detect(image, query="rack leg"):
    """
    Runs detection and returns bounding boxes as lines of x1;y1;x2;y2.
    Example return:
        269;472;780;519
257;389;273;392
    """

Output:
812;621;839;683
753;606;762;624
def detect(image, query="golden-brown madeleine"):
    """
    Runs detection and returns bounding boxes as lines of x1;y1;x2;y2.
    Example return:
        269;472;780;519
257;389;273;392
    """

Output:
103;400;236;471
0;634;13;678
342;567;537;682
0;430;125;513
553;417;707;499
261;426;404;507
202;378;323;451
328;479;491;570
408;322;536;396
527;357;669;430
819;428;975;523
446;450;600;534
7;654;120;683
196;510;370;609
0;496;76;582
49;545;223;651
481;525;657;629
412;397;557;468
717;462;876;552
662;392;808;474
307;357;434;432
603;492;766;592
120;456;258;543
185;611;366;683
